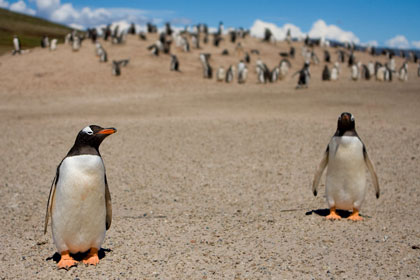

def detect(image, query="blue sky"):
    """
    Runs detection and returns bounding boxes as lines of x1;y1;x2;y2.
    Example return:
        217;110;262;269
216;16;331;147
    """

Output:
2;0;420;49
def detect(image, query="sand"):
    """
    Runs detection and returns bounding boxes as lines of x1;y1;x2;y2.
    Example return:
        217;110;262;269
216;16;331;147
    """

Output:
0;34;419;279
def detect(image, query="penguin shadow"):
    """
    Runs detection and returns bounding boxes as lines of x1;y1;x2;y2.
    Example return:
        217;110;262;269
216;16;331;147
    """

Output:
306;208;353;218
46;248;112;264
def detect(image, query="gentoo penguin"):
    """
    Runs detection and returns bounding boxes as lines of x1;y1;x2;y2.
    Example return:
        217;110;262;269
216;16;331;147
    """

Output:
294;62;311;89
50;39;58;51
237;60;248;84
99;48;108;63
351;63;360;81
322;65;330;81
216;66;225;82
418;63;420;77
199;53;212;79
331;63;339;81
271;66;280;82
112;59;129;76
398;62;408;81
72;36;81;52
170;55;179;71
44;125;116;269
312;112;380;221
139;32;147;40
361;64;370;80
147;44;159;56
324;50;331;63
279;59;291;80
225;65;235;83
12;35;21;55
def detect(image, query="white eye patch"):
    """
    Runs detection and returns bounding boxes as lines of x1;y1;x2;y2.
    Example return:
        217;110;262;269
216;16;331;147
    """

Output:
82;126;94;135
351;114;355;121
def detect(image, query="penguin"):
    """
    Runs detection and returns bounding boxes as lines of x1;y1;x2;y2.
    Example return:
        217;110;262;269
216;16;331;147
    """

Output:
271;66;280;82
216;66;225;82
389;54;396;72
99;48;108;63
237;61;248;84
348;52;355;66
418;63;420;77
312;113;380;221
294;62;311;89
368;62;375;78
44;125;116;269
147;44;159;56
200;53;212;79
398;62;408;81
351;63;360;81
50;39;58;51
279;59;291;80
139;32;147;40
170;55;179;71
330;65;339;81
225;65;235;83
324;50;330;63
244;52;250;63
322;65;330;81
72;36;81;52
361;64;370;80
112;59;129;76
12;35;21;55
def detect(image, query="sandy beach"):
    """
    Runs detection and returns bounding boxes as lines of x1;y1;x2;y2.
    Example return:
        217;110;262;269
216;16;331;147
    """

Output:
0;34;419;279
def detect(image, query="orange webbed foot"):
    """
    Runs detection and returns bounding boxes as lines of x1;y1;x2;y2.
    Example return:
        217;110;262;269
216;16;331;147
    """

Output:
82;248;99;266
348;209;363;221
57;251;78;270
326;207;341;220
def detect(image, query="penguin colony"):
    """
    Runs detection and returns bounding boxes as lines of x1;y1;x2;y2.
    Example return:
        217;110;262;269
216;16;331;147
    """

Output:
19;21;416;270
12;23;417;84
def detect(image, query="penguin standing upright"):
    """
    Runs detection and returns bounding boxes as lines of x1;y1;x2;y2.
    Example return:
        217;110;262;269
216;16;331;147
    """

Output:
237;60;248;84
216;66;225;81
225;65;235;83
322;65;330;81
12;35;21;55
44;125;116;269
312;113;380;221
170;55;179;71
294;62;310;89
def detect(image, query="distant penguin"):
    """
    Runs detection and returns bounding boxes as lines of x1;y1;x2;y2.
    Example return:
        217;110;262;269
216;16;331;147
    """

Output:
250;49;260;55
361;64;370;80
368;62;375;78
200;53;212;79
337;50;345;63
324;50;330;63
221;49;229;56
170;55;179;71
289;46;295;58
418;63;420;77
12;35;21;55
147;44;159;56
44;125;116;269
322;65;330;81
139;32;147;40
112;59;129;76
398;62;408;81
279;59;291;79
312;112;380;221
225;65;235;83
271;66;280;82
50;39;58;51
348;52;355;66
294;62;311;89
216;66;225;81
389;55;396;72
72;36;80;51
331;65;339;81
351;63;360;81
99;48;108;63
244;52;250;63
237;61;248;84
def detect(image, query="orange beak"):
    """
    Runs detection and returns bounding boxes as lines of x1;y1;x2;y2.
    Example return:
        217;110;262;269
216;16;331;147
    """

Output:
98;128;117;135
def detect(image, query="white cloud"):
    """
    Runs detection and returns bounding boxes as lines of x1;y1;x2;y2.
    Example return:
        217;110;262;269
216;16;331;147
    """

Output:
411;41;420;49
9;0;36;15
250;19;304;40
0;0;9;8
35;0;59;13
386;35;410;49
362;40;378;47
68;22;83;30
308;19;359;43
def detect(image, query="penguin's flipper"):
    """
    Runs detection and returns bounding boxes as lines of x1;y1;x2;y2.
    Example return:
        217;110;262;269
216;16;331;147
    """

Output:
363;147;380;199
312;146;329;196
105;174;112;230
44;166;59;234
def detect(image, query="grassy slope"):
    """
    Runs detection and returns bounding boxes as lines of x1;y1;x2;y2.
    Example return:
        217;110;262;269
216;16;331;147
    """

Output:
0;8;74;55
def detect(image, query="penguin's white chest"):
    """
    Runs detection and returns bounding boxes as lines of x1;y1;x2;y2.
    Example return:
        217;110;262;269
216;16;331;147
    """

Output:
52;155;107;254
326;136;366;210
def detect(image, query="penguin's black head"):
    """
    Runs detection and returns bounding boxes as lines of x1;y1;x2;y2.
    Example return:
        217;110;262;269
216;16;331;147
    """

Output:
75;125;117;150
336;112;355;136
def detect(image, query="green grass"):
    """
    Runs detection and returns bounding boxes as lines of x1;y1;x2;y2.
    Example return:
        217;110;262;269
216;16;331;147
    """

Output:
0;8;75;55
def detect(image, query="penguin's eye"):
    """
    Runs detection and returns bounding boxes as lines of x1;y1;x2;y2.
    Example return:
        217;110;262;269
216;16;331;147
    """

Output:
86;131;93;135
